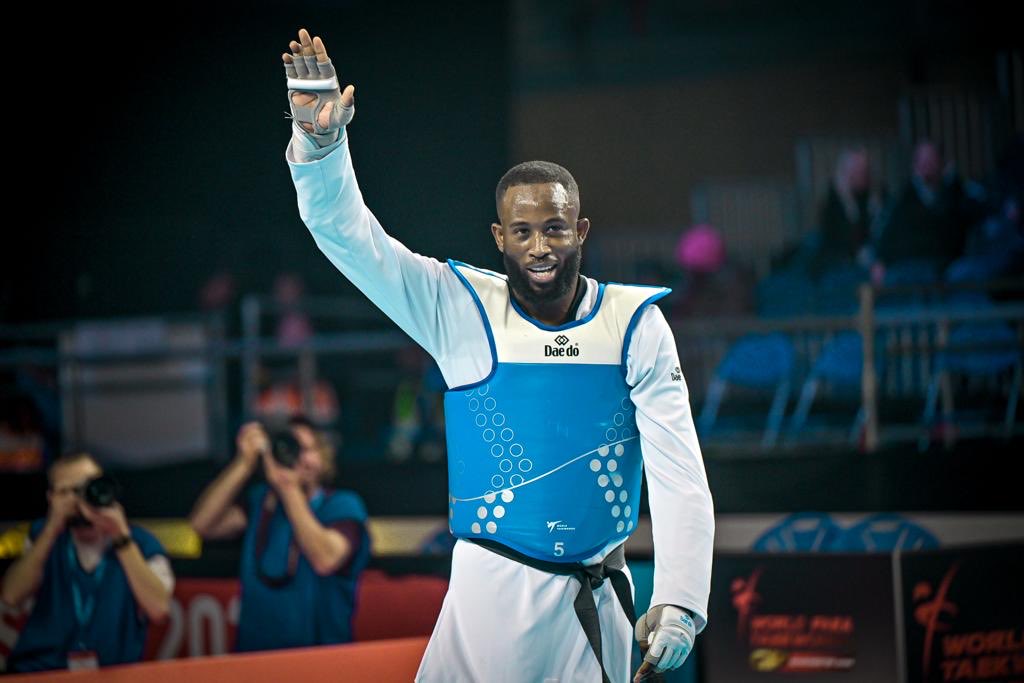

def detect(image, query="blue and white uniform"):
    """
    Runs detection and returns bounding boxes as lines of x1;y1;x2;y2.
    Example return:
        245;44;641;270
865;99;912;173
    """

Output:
286;127;714;683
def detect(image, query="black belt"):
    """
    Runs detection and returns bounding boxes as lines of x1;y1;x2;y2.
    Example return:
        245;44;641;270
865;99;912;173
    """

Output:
471;538;636;683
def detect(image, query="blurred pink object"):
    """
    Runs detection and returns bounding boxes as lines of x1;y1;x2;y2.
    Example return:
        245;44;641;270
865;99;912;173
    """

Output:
676;224;725;273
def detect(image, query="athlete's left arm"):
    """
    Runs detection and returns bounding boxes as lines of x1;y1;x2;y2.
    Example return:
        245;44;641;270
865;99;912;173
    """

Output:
625;304;714;633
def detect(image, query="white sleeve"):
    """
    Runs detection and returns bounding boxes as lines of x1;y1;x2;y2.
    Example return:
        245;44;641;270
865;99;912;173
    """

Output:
625;304;714;633
146;554;176;595
285;127;489;387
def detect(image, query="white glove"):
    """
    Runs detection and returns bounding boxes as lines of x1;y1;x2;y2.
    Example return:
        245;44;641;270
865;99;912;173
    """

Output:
283;33;354;148
634;604;696;674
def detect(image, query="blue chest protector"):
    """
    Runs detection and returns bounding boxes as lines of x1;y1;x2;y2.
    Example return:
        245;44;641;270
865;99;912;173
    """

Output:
444;260;670;563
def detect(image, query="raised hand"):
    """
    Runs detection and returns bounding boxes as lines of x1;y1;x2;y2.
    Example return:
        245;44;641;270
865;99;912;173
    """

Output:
235;421;270;470
261;448;301;495
283;28;355;147
45;488;80;534
78;501;131;539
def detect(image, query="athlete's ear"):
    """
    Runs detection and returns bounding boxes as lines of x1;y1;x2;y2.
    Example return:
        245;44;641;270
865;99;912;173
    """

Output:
491;222;505;253
576;217;591;244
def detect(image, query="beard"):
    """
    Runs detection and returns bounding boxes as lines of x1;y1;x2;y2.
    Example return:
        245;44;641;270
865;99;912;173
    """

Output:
503;247;582;307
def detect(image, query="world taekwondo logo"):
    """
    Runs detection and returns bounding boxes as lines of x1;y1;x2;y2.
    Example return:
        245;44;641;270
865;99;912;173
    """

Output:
546;521;560;533
545;335;579;357
546;520;576;533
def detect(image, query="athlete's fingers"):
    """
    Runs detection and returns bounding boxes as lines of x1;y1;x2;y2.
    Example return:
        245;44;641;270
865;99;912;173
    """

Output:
298;29;323;79
662;650;684;671
312;35;329;63
299;28;314;57
647;636;666;660
633;661;654;682
282;53;299;80
290;41;309;78
340;84;355;108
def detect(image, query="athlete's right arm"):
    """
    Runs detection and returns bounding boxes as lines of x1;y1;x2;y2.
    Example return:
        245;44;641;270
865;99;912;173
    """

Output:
282;29;479;362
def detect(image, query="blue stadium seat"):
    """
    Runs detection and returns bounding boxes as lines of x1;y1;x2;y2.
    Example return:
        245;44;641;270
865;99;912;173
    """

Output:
878;258;942;311
698;333;795;448
920;292;1022;447
787;331;882;442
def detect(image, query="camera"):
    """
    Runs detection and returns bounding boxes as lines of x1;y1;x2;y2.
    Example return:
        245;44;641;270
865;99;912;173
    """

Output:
66;474;122;527
269;430;302;469
82;474;122;507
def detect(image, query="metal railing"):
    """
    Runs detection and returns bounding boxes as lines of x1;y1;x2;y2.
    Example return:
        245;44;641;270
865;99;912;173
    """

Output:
2;281;1021;461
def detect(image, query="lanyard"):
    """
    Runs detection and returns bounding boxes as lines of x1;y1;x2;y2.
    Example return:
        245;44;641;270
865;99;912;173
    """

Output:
254;488;326;587
67;541;108;650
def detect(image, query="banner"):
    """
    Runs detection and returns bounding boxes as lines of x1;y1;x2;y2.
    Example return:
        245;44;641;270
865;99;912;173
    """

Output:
144;578;240;660
704;553;899;682
901;543;1024;683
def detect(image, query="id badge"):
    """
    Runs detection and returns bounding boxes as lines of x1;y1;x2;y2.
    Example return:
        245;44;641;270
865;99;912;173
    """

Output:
67;650;99;670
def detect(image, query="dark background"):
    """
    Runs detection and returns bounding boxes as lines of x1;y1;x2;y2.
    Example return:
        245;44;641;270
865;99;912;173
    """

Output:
4;0;1018;322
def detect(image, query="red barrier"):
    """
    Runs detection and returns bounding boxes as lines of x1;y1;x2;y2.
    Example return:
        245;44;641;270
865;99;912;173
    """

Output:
142;570;446;659
7;636;429;682
3;571;446;670
143;577;240;659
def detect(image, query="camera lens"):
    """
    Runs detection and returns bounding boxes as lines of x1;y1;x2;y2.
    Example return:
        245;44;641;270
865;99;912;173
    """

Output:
83;475;121;507
270;431;301;469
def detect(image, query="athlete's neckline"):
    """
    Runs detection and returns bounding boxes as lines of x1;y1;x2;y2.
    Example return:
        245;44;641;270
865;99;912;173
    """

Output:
507;278;607;332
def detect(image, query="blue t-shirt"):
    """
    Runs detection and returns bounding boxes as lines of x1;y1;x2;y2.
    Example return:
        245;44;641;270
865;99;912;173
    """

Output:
8;520;167;672
236;483;371;652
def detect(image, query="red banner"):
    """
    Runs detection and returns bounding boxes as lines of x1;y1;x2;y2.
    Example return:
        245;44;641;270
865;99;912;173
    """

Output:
144;578;240;660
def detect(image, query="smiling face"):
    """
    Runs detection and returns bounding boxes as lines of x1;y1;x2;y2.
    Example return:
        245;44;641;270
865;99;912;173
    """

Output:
492;182;590;307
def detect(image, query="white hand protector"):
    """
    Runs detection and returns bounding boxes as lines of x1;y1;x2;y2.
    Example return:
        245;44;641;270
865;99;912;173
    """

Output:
635;604;696;673
284;52;354;148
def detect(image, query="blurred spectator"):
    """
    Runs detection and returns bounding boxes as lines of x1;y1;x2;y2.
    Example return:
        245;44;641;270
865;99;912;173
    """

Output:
386;346;447;463
951;136;1024;283
811;147;883;276
189;417;370;652
274;273;313;348
198;270;237;312
952;192;1024;282
1;453;173;672
670;224;755;317
253;272;342;426
874;140;987;278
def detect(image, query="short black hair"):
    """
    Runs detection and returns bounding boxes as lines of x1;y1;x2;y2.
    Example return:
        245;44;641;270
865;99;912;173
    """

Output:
495;161;580;217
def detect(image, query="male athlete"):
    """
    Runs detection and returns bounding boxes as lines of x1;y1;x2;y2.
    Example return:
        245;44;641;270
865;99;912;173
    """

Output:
282;27;713;683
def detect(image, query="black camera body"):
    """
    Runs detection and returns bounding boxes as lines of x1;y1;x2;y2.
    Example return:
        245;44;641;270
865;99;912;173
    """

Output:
82;474;121;507
66;474;122;527
269;430;302;469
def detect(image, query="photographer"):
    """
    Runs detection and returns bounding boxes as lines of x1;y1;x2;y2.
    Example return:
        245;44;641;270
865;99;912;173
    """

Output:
189;416;369;652
1;453;173;672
